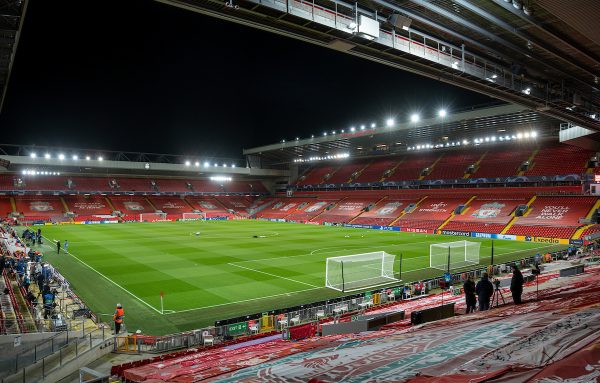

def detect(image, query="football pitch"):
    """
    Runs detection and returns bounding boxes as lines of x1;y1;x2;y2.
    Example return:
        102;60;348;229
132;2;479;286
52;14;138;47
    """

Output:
37;220;562;334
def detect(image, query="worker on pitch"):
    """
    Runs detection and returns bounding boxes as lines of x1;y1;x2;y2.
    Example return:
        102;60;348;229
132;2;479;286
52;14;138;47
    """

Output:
113;303;125;334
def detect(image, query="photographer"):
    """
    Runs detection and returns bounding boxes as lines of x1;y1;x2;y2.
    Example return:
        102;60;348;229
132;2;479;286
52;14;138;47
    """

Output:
510;264;524;304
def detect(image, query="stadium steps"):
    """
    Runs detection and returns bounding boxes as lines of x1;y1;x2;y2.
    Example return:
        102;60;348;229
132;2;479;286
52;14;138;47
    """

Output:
388;196;428;226
573;224;595;239
348;160;373;183
183;197;197;212
145;197;158;212
501;195;538;234
464;151;488;179
380;158;405;182
10;196;16;213
522;195;538;217
105;197;117;212
584;199;600;220
310;197;347;222
0;273;20;334
8;278;36;332
418;153;444;181
59;197;70;212
517;147;540;176
348;196;387;224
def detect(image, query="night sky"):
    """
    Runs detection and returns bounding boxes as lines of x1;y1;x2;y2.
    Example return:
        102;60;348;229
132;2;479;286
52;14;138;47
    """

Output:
0;0;494;159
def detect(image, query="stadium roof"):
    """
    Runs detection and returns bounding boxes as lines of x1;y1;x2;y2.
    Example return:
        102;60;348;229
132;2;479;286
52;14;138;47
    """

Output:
243;103;561;164
155;0;600;132
0;0;27;112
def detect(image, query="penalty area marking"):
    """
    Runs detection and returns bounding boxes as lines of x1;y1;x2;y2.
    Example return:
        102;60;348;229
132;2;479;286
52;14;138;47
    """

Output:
164;286;322;315
42;235;163;315
228;263;319;288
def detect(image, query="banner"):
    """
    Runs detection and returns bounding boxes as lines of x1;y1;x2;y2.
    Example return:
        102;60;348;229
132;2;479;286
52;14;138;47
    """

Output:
517;235;569;244
439;230;470;237
227;321;248;336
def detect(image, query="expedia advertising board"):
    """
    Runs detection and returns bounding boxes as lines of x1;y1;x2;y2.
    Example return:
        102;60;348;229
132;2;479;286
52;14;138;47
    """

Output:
518;235;569;245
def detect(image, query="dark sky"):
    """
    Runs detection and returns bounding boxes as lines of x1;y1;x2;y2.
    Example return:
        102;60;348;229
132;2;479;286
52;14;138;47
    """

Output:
0;0;494;159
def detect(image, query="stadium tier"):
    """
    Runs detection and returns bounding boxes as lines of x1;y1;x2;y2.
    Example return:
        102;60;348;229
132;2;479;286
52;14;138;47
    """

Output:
351;197;416;226
524;142;595;176
186;196;231;217
296;164;341;185
325;159;371;184
506;196;598;239
310;197;380;224
108;196;155;215
423;151;482;180
473;145;535;177
294;141;595;186
13;196;65;221
215;196;255;216
441;195;528;234
147;196;194;215
385;152;440;181
353;158;400;182
0;197;13;217
63;195;114;215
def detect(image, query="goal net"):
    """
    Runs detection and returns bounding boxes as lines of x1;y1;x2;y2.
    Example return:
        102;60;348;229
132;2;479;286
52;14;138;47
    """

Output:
181;212;206;221
139;213;167;222
430;240;481;271
325;251;397;292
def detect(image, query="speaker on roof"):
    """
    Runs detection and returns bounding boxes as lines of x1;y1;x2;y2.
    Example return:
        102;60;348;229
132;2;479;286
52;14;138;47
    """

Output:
388;14;412;31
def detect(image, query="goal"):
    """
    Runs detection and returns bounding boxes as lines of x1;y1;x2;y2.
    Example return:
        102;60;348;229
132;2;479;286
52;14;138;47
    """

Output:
181;212;205;221
325;251;398;292
139;213;167;222
430;240;481;271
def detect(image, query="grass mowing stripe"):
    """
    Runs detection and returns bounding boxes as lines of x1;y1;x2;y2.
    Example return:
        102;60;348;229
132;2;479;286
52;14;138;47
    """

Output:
227;263;319;288
42;235;162;314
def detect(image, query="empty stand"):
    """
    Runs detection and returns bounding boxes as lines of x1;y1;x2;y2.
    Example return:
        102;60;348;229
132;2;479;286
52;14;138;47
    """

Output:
148;197;193;214
0;197;13;217
423;151;482;180
311;197;379;224
351;198;415;226
473;145;534;178
385;153;440;181
354;158;401;183
327;159;371;184
524;143;594;176
297;165;340;185
64;195;113;215
443;195;527;233
109;196;154;215
394;197;468;231
507;196;597;238
14;196;65;220
186;197;230;217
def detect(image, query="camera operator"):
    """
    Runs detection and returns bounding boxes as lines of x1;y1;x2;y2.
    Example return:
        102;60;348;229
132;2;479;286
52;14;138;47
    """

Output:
475;272;494;311
510;264;524;304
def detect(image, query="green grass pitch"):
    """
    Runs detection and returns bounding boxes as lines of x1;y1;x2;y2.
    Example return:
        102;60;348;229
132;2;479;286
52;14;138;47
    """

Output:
37;220;561;334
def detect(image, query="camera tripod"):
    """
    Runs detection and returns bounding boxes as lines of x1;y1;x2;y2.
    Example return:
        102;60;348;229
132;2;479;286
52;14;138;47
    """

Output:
491;286;505;308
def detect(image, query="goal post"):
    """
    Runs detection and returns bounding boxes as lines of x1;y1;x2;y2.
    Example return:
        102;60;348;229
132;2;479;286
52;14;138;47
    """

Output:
325;251;398;292
139;213;167;222
429;240;481;271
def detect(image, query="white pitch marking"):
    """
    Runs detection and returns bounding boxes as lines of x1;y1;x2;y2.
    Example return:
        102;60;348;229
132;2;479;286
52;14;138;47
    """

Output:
228;263;319;288
42;235;162;315
164;286;322;314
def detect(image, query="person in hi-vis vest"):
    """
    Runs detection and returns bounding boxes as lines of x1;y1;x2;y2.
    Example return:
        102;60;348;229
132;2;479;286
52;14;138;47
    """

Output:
113;303;125;334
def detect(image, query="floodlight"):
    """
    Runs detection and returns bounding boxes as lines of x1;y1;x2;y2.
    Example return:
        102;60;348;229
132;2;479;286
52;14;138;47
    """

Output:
438;109;447;118
282;139;285;143
204;161;210;168
98;156;104;161
210;176;232;182
323;132;327;136
350;127;356;132
72;155;78;160
44;153;51;159
86;156;91;160
58;154;65;160
214;163;218;167
231;164;236;168
491;136;496;141
531;131;537;137
185;160;191;166
517;133;523;139
296;137;299;141
311;134;315;138
410;114;420;123
524;132;530;138
332;131;336;134
462;140;468;145
222;164;227;167
485;137;490;142
386;118;395;127
30;153;36;159
194;161;200;167
370;123;376;128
